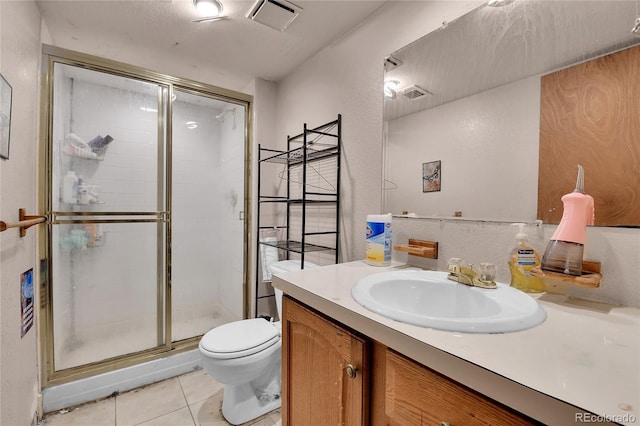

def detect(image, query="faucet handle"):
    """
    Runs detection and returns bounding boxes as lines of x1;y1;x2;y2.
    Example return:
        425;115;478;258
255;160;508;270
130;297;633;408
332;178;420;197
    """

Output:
479;262;496;281
474;262;497;289
447;257;463;273
448;257;463;266
447;258;497;289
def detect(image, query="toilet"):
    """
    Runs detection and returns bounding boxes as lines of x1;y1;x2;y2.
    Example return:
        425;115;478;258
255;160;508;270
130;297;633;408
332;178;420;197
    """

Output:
199;260;318;425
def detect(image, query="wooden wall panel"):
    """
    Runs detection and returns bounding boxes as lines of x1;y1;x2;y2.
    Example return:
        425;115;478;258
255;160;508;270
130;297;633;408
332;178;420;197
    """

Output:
538;44;640;226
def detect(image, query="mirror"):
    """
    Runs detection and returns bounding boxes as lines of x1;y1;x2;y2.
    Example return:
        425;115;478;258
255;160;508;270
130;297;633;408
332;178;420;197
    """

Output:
383;0;640;223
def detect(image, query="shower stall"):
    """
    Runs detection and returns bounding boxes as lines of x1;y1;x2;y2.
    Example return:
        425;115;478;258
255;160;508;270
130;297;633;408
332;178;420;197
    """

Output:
39;46;251;387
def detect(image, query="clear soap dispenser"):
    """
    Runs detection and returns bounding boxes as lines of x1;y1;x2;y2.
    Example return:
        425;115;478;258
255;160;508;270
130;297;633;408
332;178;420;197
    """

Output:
508;223;545;293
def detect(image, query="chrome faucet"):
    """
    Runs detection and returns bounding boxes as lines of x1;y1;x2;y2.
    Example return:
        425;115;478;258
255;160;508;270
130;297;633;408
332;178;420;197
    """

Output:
447;258;497;289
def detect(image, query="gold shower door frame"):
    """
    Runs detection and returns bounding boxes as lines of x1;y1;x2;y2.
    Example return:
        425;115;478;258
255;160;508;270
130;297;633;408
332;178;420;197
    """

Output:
38;45;253;387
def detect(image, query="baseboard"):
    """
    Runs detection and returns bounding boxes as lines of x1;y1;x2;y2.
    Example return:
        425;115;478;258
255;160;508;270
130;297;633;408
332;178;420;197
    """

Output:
42;349;202;413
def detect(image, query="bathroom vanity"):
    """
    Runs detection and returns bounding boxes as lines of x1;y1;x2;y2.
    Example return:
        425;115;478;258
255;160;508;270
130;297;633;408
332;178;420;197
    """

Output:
274;261;640;426
282;296;535;425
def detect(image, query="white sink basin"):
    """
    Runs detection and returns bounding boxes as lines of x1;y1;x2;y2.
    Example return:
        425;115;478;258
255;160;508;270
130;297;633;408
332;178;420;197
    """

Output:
351;270;545;333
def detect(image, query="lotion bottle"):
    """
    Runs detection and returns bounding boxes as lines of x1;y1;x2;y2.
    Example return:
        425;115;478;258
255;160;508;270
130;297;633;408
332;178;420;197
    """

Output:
508;223;545;293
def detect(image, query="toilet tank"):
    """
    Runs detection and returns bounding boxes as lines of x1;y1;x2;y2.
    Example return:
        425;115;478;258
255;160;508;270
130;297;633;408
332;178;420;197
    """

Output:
269;260;318;320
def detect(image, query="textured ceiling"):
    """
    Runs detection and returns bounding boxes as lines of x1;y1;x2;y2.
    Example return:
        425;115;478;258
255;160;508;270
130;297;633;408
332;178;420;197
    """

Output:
36;0;387;91
384;0;640;120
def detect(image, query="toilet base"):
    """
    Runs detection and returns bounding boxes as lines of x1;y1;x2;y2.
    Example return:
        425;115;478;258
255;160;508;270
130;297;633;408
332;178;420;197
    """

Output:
221;381;281;425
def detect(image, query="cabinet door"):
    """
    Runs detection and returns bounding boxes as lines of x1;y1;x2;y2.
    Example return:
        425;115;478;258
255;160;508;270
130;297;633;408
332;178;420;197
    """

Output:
382;349;538;426
282;296;369;425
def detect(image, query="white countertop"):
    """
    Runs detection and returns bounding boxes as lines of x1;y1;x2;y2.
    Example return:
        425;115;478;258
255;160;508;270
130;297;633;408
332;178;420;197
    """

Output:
272;261;640;426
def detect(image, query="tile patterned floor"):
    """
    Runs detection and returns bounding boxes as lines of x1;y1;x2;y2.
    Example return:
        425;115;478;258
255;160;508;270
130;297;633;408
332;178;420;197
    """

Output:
42;369;281;426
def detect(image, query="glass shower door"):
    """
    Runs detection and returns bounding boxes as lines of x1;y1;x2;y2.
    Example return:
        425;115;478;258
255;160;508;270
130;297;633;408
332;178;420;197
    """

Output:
49;62;168;370
171;90;246;341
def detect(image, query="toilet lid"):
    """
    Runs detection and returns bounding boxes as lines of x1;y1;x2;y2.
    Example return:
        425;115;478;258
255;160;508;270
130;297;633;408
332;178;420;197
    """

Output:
200;318;280;357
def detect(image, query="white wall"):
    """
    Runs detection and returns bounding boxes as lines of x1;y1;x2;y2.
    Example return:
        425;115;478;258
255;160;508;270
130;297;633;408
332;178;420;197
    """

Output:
276;1;482;263
386;76;540;221
0;1;44;424
276;1;639;307
248;78;285;317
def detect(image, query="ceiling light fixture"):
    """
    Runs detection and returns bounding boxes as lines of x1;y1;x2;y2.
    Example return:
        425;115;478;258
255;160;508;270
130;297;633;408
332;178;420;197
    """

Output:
384;80;399;99
194;0;223;18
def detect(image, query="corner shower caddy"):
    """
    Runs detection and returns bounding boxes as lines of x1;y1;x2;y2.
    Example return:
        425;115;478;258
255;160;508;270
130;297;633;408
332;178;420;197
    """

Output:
255;115;341;317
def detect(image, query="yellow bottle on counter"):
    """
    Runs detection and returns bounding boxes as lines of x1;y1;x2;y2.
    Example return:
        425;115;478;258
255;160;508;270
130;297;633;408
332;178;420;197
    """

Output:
508;223;545;293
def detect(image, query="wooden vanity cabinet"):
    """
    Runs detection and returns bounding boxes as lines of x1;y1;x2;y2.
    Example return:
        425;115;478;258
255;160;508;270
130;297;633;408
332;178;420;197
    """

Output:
283;296;538;425
371;344;539;425
282;296;370;425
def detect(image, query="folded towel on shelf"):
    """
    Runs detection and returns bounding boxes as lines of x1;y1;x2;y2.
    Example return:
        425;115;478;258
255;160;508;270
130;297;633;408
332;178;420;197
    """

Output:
260;236;279;282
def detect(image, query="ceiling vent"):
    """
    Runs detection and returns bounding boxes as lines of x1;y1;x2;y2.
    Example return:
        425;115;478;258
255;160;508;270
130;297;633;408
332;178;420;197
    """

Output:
247;0;302;32
401;85;433;100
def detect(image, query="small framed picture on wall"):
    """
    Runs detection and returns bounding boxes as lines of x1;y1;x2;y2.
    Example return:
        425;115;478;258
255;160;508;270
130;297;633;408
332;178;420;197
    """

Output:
0;73;12;160
422;160;441;192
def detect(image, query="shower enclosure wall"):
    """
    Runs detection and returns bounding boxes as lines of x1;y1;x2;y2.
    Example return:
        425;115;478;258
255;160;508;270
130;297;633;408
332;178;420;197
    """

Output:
40;46;251;386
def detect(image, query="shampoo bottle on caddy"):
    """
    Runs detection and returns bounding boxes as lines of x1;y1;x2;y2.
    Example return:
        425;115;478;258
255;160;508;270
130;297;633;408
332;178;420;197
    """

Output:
366;214;392;266
62;171;79;204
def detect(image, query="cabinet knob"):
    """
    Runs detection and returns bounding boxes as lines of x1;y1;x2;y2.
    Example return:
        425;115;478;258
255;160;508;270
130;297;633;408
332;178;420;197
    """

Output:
440;422;451;426
345;364;357;379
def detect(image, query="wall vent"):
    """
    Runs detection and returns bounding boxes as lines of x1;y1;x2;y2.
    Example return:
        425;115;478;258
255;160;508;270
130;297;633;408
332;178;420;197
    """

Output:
384;55;402;71
247;0;302;32
401;85;432;100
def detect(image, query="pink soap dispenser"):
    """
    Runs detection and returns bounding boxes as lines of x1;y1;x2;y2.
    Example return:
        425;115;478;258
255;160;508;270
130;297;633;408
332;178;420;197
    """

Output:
541;165;595;276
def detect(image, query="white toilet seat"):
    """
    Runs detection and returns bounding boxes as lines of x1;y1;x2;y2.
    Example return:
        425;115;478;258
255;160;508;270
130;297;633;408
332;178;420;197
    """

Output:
200;318;280;360
198;261;318;425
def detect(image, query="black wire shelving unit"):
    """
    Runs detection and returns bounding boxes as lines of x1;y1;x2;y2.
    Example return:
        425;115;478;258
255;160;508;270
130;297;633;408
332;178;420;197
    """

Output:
255;115;341;317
